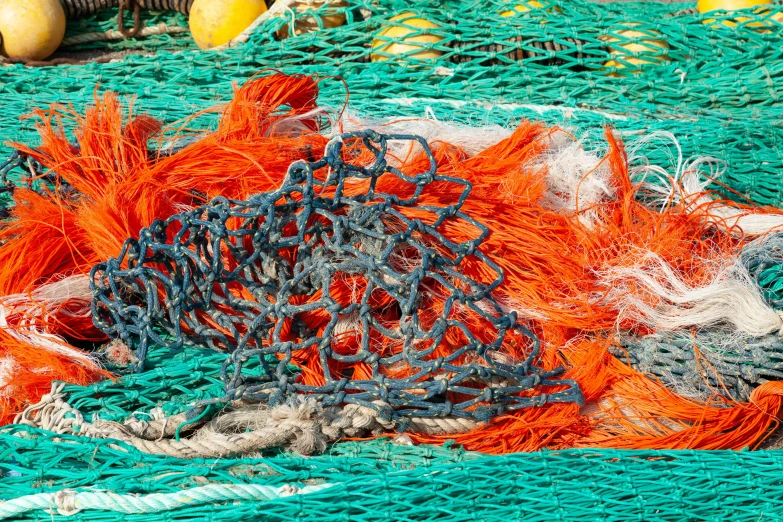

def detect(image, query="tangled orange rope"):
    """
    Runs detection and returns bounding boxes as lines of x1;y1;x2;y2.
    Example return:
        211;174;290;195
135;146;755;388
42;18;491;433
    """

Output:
1;73;781;451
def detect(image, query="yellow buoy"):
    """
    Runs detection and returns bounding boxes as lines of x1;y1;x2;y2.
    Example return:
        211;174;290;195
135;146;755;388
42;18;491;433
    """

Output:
698;0;781;28
189;0;268;50
603;26;670;72
0;0;65;61
277;0;348;39
698;0;771;13
500;1;561;17
501;1;544;16
370;12;442;62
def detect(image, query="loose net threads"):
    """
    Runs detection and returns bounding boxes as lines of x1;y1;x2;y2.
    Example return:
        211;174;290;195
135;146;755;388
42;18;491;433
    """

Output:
90;130;582;424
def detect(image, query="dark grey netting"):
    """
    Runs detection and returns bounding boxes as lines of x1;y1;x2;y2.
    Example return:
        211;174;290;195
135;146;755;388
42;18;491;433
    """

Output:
90;130;582;423
615;332;783;402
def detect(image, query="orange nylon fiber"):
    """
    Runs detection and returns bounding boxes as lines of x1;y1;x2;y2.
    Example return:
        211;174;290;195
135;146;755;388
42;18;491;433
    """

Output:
1;73;781;451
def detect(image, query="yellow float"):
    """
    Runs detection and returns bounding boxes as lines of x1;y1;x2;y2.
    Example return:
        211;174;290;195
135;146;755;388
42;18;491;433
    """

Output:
500;1;561;17
189;0;268;50
0;0;66;61
603;25;670;72
370;12;442;62
277;0;349;39
698;0;782;28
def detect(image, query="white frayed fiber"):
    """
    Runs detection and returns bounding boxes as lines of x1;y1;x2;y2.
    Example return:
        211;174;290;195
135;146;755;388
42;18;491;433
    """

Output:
600;250;783;337
0;275;97;365
336;112;513;158
629;131;783;236
338;117;617;227
678;169;783;235
0;356;18;395
533;131;615;228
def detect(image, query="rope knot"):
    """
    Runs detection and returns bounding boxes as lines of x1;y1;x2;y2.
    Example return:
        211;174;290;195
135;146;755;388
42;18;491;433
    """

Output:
53;489;79;516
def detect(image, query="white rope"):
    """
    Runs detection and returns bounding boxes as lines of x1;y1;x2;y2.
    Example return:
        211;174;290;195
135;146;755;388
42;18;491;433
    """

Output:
0;482;333;519
15;382;479;458
212;0;300;51
61;24;189;47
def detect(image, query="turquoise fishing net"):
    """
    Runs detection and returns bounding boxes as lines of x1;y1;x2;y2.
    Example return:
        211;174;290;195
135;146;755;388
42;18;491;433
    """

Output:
2;1;783;520
1;0;783;205
4;421;783;521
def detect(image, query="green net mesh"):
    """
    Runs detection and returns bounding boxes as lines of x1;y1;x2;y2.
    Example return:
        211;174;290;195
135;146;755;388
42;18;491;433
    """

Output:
3;1;783;520
2;1;783;205
4;422;783;521
60;8;193;54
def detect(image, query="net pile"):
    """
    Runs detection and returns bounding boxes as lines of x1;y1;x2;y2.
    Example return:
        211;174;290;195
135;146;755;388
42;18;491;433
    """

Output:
4;343;783;521
1;1;783;520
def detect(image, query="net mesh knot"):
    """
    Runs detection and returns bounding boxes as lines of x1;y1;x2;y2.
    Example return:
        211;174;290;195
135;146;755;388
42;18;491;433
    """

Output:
91;130;582;423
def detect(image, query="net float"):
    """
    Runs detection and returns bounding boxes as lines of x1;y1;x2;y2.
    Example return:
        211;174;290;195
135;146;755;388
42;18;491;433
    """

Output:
371;12;442;62
277;0;349;39
602;25;670;73
500;1;562;17
697;0;783;29
189;0;267;49
0;0;66;61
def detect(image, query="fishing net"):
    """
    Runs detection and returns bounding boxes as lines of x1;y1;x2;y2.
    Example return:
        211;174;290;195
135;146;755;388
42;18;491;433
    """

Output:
616;332;783;402
90;130;581;421
2;1;783;520
614;233;783;403
743;233;783;308
4;422;783;521
1;1;783;205
60;8;192;55
4;335;783;521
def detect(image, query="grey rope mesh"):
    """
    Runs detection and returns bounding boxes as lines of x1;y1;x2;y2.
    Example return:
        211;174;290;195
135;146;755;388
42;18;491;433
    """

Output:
90;130;582;426
613;332;783;402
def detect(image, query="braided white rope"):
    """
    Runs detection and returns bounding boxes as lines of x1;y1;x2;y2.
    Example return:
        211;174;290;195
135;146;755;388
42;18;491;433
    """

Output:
213;0;300;50
0;482;332;519
61;24;189;47
15;382;479;458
